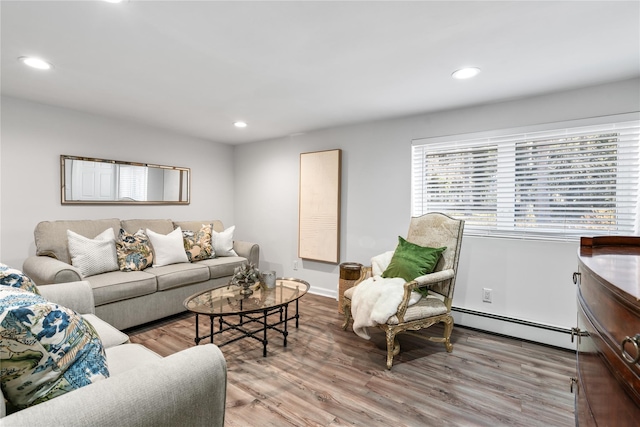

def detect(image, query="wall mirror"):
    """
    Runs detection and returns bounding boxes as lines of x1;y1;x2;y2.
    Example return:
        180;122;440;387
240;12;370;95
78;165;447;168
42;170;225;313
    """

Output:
61;155;190;205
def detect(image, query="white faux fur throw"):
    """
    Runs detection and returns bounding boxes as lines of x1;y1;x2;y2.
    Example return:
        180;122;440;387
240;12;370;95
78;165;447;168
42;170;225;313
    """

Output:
351;275;422;340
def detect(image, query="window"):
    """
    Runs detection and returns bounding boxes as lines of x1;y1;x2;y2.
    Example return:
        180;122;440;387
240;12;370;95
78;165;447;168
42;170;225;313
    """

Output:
412;116;640;240
118;165;148;201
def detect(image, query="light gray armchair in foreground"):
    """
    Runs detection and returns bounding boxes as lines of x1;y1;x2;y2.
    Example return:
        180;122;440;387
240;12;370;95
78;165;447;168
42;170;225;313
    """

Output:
0;281;227;427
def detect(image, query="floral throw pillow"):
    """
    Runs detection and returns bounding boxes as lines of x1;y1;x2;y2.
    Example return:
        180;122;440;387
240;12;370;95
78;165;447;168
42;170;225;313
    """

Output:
0;286;109;409
116;228;153;271
0;263;40;295
182;224;214;262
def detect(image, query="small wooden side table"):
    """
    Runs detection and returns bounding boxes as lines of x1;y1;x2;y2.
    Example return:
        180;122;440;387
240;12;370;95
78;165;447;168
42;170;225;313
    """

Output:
338;262;362;313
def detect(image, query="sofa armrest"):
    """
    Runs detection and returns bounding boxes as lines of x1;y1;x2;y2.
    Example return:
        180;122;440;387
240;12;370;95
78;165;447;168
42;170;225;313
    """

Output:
0;344;227;427
233;240;260;267
37;281;96;315
22;255;82;285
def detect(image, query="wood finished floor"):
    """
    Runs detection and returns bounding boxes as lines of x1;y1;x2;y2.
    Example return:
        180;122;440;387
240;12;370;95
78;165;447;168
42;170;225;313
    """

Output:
125;293;576;427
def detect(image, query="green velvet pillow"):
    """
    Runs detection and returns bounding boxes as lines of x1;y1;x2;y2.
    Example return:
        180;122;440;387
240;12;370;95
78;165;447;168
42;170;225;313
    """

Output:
382;236;446;283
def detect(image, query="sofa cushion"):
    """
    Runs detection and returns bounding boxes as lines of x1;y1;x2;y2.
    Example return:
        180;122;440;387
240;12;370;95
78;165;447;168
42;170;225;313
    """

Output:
82;314;129;348
67;229;119;277
104;344;162;376
0;263;40;294
386;294;448;324
121;219;174;235
0;286;109;409
85;270;157;306
34;219;121;264
144;263;210;291
196;256;248;279
146;227;190;267
116;228;153;271
182;224;214;261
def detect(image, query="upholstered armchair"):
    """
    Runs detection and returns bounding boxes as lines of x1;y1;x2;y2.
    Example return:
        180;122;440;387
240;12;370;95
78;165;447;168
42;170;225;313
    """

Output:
342;212;464;369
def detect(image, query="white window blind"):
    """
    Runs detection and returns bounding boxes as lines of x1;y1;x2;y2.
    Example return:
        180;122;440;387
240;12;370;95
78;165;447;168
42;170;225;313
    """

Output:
412;117;640;241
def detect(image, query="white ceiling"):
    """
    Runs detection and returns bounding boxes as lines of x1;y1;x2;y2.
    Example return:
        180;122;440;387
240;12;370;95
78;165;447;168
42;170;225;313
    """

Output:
2;1;639;144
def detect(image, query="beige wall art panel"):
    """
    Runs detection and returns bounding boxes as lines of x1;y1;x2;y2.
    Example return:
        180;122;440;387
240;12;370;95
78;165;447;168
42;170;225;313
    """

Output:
298;149;342;263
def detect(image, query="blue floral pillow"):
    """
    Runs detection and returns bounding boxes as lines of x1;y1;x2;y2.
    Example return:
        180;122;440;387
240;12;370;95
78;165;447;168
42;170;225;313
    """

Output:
116;228;153;271
0;263;40;295
0;286;109;409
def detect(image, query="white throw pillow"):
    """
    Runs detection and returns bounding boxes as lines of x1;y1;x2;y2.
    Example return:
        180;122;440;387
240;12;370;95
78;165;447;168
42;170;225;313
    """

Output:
67;228;119;277
371;250;395;277
211;225;238;257
146;227;189;267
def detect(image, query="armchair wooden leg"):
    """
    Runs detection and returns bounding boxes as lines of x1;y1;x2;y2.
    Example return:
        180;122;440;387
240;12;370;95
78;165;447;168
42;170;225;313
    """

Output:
443;315;454;353
385;330;400;370
341;300;352;330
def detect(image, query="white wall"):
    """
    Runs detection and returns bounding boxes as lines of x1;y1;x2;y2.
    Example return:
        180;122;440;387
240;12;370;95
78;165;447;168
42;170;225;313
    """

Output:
234;78;640;347
0;96;236;270
2;78;638;348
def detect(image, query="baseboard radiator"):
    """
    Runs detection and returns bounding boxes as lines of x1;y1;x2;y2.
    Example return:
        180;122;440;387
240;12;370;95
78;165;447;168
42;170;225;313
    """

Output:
451;306;575;351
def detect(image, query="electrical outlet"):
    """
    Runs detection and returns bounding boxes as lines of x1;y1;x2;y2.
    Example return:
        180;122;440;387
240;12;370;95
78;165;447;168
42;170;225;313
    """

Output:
482;288;492;303
293;260;299;270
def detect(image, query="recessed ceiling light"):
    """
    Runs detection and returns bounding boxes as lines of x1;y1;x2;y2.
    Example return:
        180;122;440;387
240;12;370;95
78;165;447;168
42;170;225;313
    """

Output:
234;121;248;128
18;56;53;70
452;67;481;80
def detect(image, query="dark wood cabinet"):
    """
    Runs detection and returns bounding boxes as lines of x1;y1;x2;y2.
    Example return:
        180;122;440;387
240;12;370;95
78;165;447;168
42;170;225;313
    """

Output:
574;236;640;426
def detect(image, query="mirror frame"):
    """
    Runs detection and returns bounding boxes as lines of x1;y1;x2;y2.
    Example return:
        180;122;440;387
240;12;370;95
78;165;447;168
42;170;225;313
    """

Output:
60;155;190;205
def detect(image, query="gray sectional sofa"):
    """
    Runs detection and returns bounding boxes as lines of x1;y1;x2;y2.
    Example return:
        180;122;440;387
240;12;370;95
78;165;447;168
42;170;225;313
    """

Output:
22;218;259;330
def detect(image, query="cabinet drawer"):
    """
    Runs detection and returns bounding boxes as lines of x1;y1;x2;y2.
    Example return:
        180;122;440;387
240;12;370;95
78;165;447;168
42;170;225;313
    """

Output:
579;265;640;384
577;304;640;425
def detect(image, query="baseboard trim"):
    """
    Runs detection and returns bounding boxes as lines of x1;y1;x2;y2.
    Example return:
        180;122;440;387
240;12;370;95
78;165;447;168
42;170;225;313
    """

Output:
451;306;575;351
309;288;337;299
310;289;575;350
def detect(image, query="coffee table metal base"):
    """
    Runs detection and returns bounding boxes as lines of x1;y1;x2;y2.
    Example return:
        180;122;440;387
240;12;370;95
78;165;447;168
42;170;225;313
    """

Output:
193;300;300;357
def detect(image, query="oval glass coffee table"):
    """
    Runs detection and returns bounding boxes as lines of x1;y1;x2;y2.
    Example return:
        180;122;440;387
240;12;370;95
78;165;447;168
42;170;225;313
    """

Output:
183;278;310;356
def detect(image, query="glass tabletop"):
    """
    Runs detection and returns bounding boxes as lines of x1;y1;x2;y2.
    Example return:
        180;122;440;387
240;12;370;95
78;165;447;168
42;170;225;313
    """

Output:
183;278;310;316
